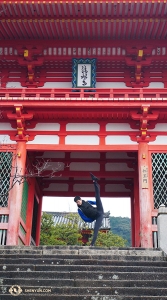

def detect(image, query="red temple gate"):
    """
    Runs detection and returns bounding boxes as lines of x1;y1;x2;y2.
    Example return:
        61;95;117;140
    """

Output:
0;0;167;247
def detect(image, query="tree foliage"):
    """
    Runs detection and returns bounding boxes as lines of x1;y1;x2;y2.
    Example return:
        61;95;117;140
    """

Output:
110;216;131;246
40;212;128;247
40;212;82;245
87;230;127;247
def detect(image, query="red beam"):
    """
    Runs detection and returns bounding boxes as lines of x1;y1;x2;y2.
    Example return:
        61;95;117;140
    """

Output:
43;191;131;197
36;170;135;178
0;0;165;3
2;101;167;112
0;55;128;63
36;158;136;163
41;179;134;185
1;39;167;48
1;87;167;102
1;16;166;22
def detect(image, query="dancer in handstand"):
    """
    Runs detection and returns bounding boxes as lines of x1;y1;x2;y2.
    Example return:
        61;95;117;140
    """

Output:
74;173;104;246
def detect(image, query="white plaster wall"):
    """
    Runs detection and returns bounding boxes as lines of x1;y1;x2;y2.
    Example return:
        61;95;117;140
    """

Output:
106;136;136;145
106;123;133;131
106;152;134;159
0;123;15;130
35;151;65;159
65;135;99;145
149;82;164;88
43;183;69;191
28;123;60;131
105;162;134;171
43;82;71;88
5;81;165;89
0;134;16;144
74;184;94;192
43;82;127;89
149;136;167;145
70;162;99;171
70;152;100;159
149;124;167;132
105;184;131;192
27;135;59;144
66;123;100;131
97;82;127;88
40;161;65;170
6;82;22;88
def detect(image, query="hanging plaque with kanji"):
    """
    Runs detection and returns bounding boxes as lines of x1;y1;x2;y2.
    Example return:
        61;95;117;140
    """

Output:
141;165;148;188
72;58;96;88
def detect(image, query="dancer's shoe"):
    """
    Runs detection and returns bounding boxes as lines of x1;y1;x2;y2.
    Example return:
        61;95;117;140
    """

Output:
90;172;99;182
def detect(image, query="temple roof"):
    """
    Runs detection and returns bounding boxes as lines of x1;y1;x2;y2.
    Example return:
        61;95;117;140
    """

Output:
0;0;167;87
45;211;111;230
0;1;167;40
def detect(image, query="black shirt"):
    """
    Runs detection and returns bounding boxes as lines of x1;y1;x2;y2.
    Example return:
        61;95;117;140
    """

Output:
78;200;98;220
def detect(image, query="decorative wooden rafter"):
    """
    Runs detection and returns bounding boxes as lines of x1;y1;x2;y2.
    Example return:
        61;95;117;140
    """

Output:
0;41;167;87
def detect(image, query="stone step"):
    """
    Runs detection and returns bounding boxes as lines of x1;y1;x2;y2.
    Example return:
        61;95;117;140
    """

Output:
0;246;161;251
0;254;165;262
0;246;164;257
0;246;166;299
1;278;167;288
1;264;167;273
0;258;167;265
35;265;167;272
1;296;167;300
1;285;167;296
1;271;167;280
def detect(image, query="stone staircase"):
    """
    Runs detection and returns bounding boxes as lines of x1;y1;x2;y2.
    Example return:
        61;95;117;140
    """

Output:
0;246;167;299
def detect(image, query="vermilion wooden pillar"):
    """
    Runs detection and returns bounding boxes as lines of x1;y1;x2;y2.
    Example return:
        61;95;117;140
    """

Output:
25;177;36;245
6;141;27;245
35;196;43;246
138;142;153;248
130;194;135;247
134;175;140;247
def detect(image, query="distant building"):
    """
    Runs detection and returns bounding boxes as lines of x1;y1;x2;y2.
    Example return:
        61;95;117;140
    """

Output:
45;211;111;245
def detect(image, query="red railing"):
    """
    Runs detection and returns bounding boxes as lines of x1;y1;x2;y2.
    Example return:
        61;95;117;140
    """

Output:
0;88;167;100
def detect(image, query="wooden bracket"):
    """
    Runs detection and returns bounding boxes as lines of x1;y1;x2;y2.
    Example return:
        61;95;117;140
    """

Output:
7;105;33;140
130;105;159;141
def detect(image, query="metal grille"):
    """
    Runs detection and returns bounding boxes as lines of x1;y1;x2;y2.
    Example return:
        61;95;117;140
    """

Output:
20;224;26;237
21;181;29;223
0;230;7;245
0;215;8;245
152;153;167;208
0;215;8;223
0;152;12;207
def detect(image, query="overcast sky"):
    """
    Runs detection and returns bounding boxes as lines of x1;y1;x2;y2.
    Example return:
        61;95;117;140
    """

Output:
42;197;131;218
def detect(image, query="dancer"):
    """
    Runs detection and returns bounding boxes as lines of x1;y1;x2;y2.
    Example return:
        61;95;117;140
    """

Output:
74;173;104;246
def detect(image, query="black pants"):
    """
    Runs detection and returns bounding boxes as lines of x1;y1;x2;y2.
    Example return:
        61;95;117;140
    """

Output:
91;182;104;246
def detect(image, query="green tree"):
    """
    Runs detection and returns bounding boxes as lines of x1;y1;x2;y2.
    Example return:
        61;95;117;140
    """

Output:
40;212;82;245
40;212;56;245
110;216;131;246
93;230;127;247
